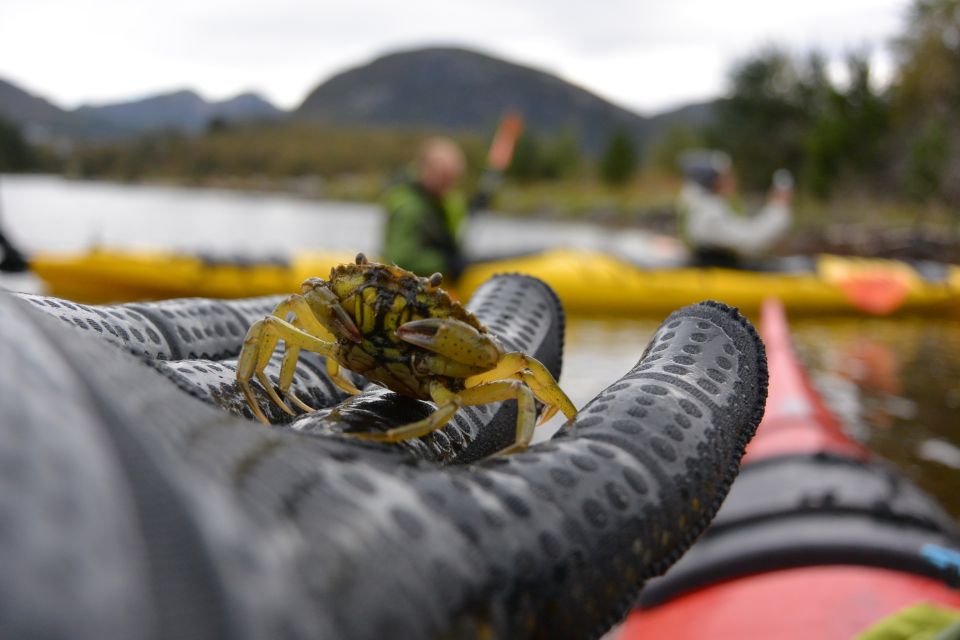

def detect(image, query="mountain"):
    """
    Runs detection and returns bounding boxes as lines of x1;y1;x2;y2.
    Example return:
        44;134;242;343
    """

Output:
212;92;283;122
0;78;67;124
646;100;717;133
74;90;211;133
74;89;283;134
0;78;95;141
0;48;714;148
0;78;283;140
296;47;652;153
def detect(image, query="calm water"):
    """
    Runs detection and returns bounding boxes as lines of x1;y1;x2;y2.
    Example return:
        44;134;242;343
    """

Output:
0;174;673;261
2;175;958;517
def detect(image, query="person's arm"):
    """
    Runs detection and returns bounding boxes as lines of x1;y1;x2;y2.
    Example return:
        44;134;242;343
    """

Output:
745;197;791;254
468;114;523;214
467;170;502;213
683;186;791;256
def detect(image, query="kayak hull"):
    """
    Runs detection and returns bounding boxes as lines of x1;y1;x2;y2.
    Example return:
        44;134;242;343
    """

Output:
618;299;960;638
28;248;960;316
459;250;960;317
622;566;960;640
30;250;356;304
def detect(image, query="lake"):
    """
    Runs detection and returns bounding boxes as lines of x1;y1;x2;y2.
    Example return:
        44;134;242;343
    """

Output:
2;174;958;517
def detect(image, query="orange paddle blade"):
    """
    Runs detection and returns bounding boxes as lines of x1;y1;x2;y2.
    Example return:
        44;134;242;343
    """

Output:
487;112;524;171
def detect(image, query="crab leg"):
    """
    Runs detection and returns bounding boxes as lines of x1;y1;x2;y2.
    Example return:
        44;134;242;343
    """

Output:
348;379;539;455
347;382;459;442
397;319;576;429
271;294;334;340
349;402;462;443
512;369;572;425
465;352;577;424
457;380;539;455
237;318;289;422
272;294;357;411
277;345;316;413
237;316;337;424
326;359;361;396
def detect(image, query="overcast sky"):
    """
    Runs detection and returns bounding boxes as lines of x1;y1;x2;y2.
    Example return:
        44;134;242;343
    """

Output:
1;0;912;115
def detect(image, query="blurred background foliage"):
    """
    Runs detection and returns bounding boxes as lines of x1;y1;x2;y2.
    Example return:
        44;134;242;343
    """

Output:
0;117;39;172
689;0;958;210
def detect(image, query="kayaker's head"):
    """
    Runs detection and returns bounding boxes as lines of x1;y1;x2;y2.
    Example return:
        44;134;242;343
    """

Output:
680;149;734;196
417;137;465;197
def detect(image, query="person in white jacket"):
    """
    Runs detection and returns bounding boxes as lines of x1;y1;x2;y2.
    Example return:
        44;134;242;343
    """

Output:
678;150;793;268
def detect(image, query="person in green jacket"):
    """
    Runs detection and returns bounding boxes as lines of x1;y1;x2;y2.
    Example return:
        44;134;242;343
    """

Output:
382;138;471;280
382;117;521;281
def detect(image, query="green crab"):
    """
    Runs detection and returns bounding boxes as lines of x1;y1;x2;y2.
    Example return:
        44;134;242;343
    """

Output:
236;254;577;454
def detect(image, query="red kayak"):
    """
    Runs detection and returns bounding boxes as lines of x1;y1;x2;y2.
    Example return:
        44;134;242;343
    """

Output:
618;299;960;639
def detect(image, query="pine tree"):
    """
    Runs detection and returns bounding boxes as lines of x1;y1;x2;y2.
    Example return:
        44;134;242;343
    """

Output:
599;130;637;186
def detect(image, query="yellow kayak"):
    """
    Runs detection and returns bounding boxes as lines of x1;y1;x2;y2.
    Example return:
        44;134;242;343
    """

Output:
28;247;960;317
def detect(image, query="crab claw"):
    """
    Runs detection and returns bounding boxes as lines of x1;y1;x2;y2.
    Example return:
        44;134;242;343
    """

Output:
302;280;362;343
397;318;500;367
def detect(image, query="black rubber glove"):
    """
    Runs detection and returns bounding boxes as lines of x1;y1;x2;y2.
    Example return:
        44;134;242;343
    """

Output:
1;276;766;639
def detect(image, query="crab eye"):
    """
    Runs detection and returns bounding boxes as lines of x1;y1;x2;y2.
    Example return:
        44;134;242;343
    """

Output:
428;272;443;287
355;253;368;265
